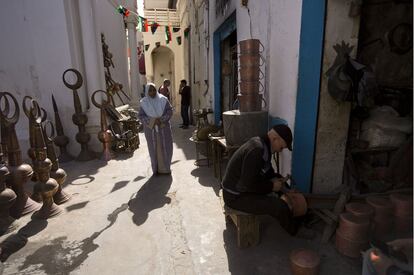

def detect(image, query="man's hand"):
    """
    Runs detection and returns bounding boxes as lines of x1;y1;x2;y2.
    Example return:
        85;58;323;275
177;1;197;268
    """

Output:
370;249;394;275
154;118;161;126
388;238;413;261
271;177;288;192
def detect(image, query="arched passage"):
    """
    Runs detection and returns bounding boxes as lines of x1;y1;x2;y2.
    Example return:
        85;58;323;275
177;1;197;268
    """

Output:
151;46;176;106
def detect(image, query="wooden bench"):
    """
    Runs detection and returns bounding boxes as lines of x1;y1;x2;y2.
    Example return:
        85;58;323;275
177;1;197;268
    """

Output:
219;190;260;248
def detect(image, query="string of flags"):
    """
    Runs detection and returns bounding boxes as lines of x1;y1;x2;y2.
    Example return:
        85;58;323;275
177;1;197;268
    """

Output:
114;5;191;49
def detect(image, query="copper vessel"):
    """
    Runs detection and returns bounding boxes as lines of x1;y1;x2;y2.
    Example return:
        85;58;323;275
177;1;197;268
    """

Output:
345;202;374;220
238;81;264;95
238;94;262;112
335;230;368;258
290;248;320;275
286;192;308;217
239;67;264;82
239;39;264;54
366;196;393;238
394;215;413;235
239;54;264;67
336;213;370;242
390;193;413;217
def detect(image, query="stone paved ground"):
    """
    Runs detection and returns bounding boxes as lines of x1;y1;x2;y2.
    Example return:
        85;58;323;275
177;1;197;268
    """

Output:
0;118;361;275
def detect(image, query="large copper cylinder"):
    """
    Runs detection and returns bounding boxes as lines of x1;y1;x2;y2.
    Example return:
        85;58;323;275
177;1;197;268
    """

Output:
238;94;262;112
390;193;413;235
335;230;368;258
366;196;393;239
336;213;370;242
290;248;320;275
238;81;263;95
239;67;263;82
239;54;262;67
239;39;263;54
345;202;374;220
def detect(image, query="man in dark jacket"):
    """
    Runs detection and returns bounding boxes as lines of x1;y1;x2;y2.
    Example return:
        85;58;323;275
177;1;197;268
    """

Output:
221;124;303;235
179;79;191;129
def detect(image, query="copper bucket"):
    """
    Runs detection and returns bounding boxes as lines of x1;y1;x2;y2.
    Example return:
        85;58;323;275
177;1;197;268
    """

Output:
345;202;374;220
335;230;368;258
238;94;262;112
285;192;308;217
336;213;370;242
239;54;264;67
290;248;320;275
238;81;264;95
390;193;413;217
239;39;264;54
239;67;264;82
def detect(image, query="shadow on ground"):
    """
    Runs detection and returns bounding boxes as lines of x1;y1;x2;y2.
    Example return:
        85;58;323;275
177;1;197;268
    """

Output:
128;175;173;226
190;167;221;196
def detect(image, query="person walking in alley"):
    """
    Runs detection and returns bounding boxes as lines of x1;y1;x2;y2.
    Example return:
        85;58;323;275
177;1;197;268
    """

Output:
139;83;173;175
179;79;191;129
158;79;171;101
221;124;307;235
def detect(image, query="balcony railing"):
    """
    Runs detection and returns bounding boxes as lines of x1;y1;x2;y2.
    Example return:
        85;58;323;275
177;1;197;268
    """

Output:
144;8;180;27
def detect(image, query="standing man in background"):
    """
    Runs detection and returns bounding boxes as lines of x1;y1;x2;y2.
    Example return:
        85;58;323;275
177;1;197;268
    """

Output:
179;79;191;129
159;79;171;101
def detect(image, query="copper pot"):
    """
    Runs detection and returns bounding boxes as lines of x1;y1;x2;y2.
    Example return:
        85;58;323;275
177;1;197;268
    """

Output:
239;54;264;67
335;230;368;258
345;202;374;220
239;67;264;82
239;39;264;54
238;94;262;112
286;192;308;217
336;213;370;242
366;196;393;220
238;81;264;95
390;193;413;217
290;248;320;275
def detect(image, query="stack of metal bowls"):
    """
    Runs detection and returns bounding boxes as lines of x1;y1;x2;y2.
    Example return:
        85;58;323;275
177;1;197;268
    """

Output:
390;193;413;236
335;202;374;258
238;39;265;112
366;196;394;240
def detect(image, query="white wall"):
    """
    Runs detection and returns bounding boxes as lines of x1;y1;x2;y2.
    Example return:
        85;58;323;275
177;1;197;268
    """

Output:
0;0;76;161
0;0;132;159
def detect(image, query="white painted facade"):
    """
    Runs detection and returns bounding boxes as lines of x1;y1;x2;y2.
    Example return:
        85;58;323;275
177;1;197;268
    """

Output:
176;0;303;175
0;0;138;160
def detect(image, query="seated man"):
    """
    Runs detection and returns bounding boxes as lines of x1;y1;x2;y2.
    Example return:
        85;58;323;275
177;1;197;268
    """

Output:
221;124;305;235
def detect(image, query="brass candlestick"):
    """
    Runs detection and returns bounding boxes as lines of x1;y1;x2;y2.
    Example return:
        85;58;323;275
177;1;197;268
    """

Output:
28;99;62;219
62;68;95;161
0;143;18;235
51;94;73;163
43;120;71;204
0;93;40;218
92;90;113;161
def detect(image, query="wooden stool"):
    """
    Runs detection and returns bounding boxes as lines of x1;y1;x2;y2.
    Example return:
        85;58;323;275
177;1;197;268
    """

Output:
219;190;260;248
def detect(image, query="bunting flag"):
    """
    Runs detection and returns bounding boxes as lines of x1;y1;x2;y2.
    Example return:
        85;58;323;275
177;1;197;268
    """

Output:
184;27;190;38
116;5;130;17
176;36;182;45
165;26;172;42
145;44;150;51
138;16;148;32
173;27;181;33
150;22;159;34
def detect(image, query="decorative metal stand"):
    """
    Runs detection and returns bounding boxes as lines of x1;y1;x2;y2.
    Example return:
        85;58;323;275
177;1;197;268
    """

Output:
101;33;131;106
43;120;71;204
28;99;62;219
0;147;18;235
51;94;73;162
62;68;95;161
92;90;113;161
0;93;40;218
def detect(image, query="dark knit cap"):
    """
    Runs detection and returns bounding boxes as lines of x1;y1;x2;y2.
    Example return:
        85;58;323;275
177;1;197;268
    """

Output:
272;124;293;151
